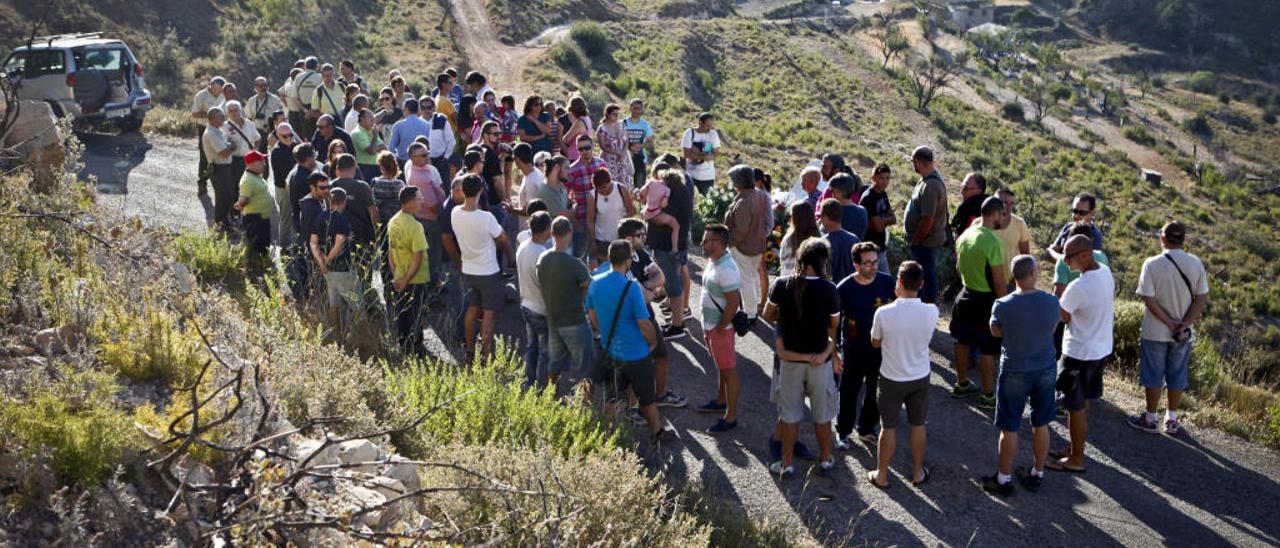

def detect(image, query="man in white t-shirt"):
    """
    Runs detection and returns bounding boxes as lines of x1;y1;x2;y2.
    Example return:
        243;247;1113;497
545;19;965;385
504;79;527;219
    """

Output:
517;211;554;388
868;261;939;488
513;144;546;231
452;173;513;359
1048;234;1114;474
1127;221;1209;435
680;112;721;195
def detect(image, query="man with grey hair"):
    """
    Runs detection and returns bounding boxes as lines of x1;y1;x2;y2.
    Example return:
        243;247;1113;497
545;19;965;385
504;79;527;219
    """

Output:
723;164;771;320
1128;221;1209;435
245;76;283;150
982;254;1060;495
1048;234;1114;473
201;106;236;230
191;76;226;196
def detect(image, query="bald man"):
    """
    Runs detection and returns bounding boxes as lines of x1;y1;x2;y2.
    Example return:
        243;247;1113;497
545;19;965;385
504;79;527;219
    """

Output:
1047;234;1114;474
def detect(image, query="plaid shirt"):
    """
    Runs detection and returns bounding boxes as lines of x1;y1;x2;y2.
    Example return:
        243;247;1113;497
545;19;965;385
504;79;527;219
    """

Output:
566;157;606;222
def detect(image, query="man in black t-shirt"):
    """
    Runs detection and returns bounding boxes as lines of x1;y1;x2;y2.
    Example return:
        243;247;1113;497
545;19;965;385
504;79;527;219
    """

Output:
645;157;695;338
311;187;357;331
328;154;378;274
295;171;330;297
860;163;897;274
950;172;988;241
620;219;686;408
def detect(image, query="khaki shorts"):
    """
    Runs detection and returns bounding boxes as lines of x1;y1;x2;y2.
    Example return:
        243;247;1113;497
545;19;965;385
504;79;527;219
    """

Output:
325;271;361;309
775;359;838;424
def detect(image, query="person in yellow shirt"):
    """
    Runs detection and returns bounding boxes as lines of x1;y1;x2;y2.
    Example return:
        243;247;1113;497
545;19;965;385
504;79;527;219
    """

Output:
310;63;344;122
969;188;1032;285
387;186;430;356
233;150;274;270
434;72;458;132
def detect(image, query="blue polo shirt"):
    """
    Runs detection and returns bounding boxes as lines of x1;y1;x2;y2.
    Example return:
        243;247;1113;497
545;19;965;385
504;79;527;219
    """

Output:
586;269;651;362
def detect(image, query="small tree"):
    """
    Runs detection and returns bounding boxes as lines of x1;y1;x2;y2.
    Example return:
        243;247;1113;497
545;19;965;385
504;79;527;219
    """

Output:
905;51;969;112
871;9;910;70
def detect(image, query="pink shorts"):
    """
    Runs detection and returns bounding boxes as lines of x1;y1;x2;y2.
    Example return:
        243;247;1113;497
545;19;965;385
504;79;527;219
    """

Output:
704;326;737;370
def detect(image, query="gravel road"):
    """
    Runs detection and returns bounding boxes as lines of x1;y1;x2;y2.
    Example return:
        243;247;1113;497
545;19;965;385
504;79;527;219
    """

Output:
82;72;1279;548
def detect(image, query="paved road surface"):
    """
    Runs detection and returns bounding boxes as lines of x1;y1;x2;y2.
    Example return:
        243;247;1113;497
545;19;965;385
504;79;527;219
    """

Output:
84;125;1279;546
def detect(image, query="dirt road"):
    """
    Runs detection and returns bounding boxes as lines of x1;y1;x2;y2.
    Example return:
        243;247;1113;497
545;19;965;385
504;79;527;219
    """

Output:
447;0;566;100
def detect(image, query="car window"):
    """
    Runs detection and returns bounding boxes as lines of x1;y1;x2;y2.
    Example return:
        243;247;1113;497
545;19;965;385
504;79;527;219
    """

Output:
72;48;123;71
4;50;67;77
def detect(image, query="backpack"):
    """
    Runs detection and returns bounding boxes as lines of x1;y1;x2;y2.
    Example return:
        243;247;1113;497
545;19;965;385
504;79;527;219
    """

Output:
431;112;448;131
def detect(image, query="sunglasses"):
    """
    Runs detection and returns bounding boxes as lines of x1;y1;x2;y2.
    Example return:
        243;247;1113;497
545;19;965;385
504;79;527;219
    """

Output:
316;184;331;190
278;132;294;139
578;145;593;151
1071;209;1092;216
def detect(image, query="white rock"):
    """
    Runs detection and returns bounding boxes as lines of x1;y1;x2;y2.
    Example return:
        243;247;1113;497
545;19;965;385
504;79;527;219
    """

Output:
345;485;387;529
292;438;340;467
34;325;85;355
336;439;380;473
171;460;215;486
382;456;422;493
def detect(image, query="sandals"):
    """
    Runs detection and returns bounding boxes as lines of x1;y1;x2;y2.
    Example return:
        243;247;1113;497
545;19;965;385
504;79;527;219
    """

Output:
911;467;931;487
866;470;890;489
1045;458;1087;474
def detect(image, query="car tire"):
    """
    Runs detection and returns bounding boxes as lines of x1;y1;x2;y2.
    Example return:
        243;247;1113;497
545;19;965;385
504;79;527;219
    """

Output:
117;115;143;134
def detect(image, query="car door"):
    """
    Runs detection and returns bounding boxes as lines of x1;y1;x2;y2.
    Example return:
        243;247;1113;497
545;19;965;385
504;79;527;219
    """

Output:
3;48;71;105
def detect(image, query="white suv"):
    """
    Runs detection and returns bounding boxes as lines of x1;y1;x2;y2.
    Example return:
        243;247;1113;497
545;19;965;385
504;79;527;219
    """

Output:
3;32;152;132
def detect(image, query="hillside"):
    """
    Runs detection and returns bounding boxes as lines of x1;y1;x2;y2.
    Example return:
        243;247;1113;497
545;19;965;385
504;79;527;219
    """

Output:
525;10;1280;424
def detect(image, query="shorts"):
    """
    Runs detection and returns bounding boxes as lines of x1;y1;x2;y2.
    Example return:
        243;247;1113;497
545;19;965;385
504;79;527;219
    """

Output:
654;249;685;299
1139;338;1191;391
609;355;658;407
776;359;838;424
950;287;1001;356
647;316;669;360
995;367;1057;431
690;177;714;195
324;271;361;309
463;272;504;311
878;376;930;429
704;326;736;370
1060;355;1107;412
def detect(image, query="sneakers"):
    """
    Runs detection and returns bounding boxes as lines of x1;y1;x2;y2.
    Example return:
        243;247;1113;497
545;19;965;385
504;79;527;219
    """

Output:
818;456;837;474
707;419;738;433
662;325;688;340
655;390;687;408
651;427;675;444
769;460;795;479
978;393;997;410
696;400;727;413
1127;413;1161;434
981;475;1015;496
833;435;853;451
952;381;981;398
1017;466;1043;493
629;407;647;426
1164;417;1182;435
768;437;816;461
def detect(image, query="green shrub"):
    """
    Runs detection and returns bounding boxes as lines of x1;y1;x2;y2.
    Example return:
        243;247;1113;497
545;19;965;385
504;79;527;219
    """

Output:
1111;299;1145;367
570;21;611;59
95;297;206;385
171;231;246;292
692;183;735;245
1187;70;1216;94
1183;113;1213;136
419;443;710;545
1263;111;1277;125
1001;101;1025;121
549;41;586;73
1122;125;1157;146
384;347;626;459
0;367;137;486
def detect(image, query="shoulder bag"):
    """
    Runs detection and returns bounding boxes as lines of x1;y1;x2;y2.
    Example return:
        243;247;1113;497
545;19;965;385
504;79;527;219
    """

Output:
596;280;636;376
710;285;753;336
1163;253;1197;344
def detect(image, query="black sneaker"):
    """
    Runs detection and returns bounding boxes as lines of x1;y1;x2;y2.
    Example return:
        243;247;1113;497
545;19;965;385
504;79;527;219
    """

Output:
981;475;1015;496
1016;466;1043;493
662;325;688;340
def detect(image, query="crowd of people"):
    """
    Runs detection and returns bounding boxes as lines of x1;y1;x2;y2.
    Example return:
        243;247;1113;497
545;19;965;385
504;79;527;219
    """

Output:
190;58;1212;490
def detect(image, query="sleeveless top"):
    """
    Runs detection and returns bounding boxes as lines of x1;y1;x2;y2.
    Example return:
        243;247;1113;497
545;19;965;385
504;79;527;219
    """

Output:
593;183;626;242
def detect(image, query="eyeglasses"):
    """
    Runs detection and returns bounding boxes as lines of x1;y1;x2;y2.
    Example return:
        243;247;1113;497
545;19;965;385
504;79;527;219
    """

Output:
1071;209;1092;216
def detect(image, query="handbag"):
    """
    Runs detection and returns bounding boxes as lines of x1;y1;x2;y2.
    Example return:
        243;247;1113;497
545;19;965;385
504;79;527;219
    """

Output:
597;279;636;374
1163;253;1196;345
710;289;753;337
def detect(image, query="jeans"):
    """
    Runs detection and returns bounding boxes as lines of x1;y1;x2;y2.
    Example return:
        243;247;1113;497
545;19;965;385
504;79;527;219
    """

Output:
838;348;882;436
729;247;762;317
1139;338;1192;391
877;252;890;275
393;283;427;357
653;249;685;299
908;244;939;304
995;367;1057;431
521;307;550;387
422;218;443;286
242;213;271;266
571;224;589;262
548;322;597;383
273;185;293;249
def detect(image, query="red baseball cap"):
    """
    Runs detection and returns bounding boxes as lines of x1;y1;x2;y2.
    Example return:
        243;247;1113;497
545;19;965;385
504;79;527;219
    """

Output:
244;150;267;165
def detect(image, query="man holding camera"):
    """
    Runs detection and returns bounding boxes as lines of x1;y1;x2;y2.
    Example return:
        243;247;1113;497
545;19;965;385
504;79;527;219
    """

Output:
245;77;283;153
1127;221;1209;436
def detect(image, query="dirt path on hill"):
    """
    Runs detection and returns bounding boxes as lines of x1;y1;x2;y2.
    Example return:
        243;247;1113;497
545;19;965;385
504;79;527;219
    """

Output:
447;0;568;100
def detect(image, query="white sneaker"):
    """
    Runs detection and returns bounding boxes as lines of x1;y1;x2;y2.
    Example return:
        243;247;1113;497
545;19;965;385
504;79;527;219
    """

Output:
1165;417;1182;435
833;435;853;451
818;456;837;473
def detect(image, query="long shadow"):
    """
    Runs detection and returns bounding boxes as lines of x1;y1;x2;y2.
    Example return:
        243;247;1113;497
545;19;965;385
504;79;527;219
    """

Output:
77;130;151;194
